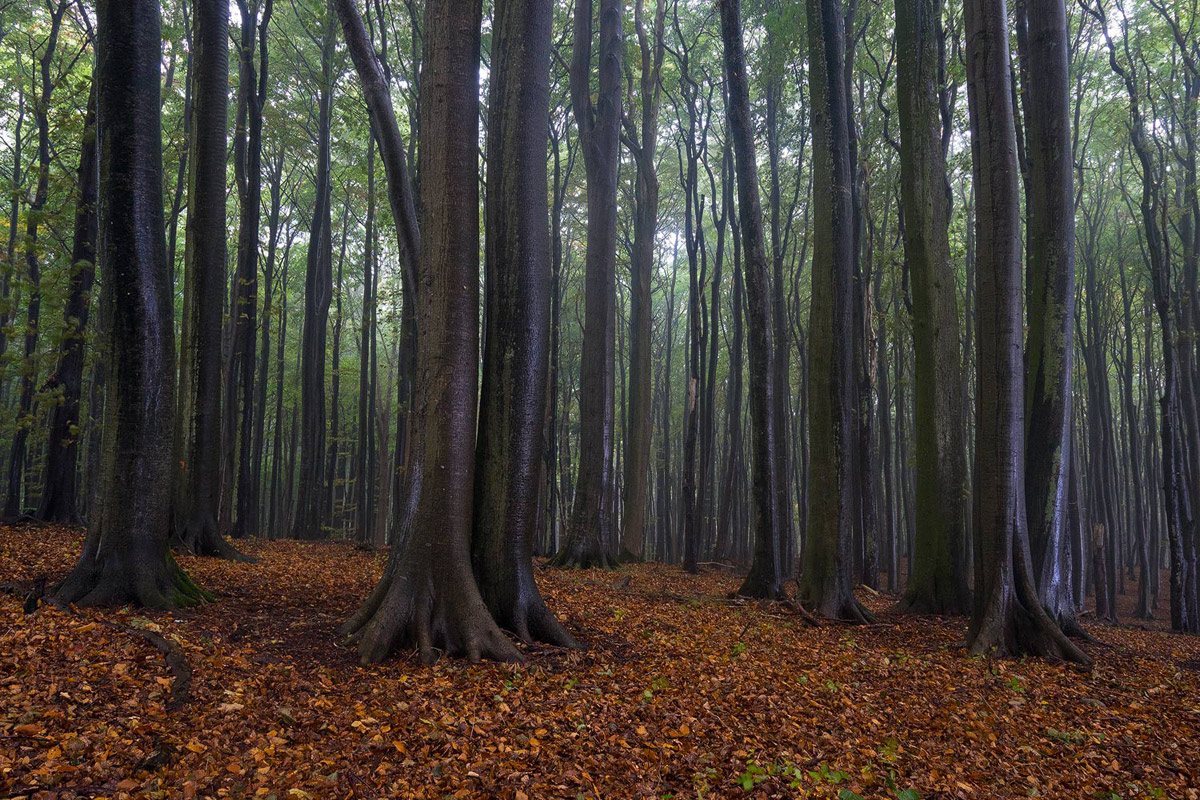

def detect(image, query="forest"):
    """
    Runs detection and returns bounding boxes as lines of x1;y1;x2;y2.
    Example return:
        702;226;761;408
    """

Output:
0;0;1199;796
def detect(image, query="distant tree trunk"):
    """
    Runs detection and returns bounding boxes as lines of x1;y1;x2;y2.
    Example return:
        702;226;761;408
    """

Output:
619;0;664;562
5;1;67;518
340;0;520;664
0;78;23;382
325;199;350;529
290;8;336;541
254;152;284;533
963;0;1086;662
472;0;578;647
36;85;97;524
172;0;248;560
230;0;272;539
800;0;870;620
720;0;785;598
55;0;206;608
355;133;377;544
894;0;969;615
715;143;743;564
267;234;292;537
551;0;623;569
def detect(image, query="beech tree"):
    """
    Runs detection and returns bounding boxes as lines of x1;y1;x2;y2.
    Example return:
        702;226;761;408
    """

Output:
339;0;521;664
171;0;247;560
893;0;969;615
54;0;206;608
719;0;785;598
471;0;577;647
962;0;1086;662
551;0;623;569
800;0;871;621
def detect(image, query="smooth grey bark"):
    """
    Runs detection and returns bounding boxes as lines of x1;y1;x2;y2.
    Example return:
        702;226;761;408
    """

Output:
55;0;206;608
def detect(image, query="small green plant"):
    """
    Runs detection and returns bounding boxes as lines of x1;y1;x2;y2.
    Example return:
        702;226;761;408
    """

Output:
1006;675;1026;694
730;641;747;658
735;763;768;791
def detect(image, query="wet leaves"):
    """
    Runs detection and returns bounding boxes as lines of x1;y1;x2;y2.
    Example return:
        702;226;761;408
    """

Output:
1;525;1198;799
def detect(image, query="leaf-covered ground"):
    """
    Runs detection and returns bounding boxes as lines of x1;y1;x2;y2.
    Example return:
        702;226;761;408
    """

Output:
1;525;1197;799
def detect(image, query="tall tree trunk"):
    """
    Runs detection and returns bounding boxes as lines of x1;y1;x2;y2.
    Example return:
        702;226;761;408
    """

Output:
230;0;272;538
720;0;785;598
552;0;623;568
964;0;1086;662
36;85;97;524
55;0;206;608
172;0;248;560
894;0;969;615
341;0;521;664
290;8;336;541
800;0;870;620
472;0;577;646
619;0;664;562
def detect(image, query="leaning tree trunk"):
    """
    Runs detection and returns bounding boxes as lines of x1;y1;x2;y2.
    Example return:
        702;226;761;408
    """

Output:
55;0;206;609
290;9;335;541
35;85;97;524
1017;0;1084;637
339;0;520;664
894;0;970;615
719;0;785;598
551;0;623;569
471;0;578;647
800;0;872;621
172;0;248;560
963;0;1087;663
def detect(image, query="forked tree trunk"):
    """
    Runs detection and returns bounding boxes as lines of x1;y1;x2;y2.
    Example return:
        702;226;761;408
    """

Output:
290;8;335;541
36;85;97;524
338;0;520;664
55;0;206;609
963;0;1087;663
800;0;872;621
551;0;623;569
719;0;785;598
471;0;578;647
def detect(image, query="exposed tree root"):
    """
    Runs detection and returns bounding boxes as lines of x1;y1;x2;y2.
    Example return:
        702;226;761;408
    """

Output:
549;540;617;570
173;514;256;562
54;550;211;610
496;594;580;649
968;598;1092;667
342;559;524;665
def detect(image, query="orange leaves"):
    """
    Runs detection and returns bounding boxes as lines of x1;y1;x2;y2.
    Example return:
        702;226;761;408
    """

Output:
1;526;1199;799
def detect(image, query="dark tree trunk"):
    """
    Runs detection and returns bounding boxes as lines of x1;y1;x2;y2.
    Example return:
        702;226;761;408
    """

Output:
720;0;785;598
471;0;578;647
355;133;377;543
230;0;272;539
800;0;871;620
290;8;336;541
55;0;206;608
340;0;520;664
36;85;98;524
172;0;248;560
551;0;623;569
714;142;742;565
894;0;969;615
964;0;1086;662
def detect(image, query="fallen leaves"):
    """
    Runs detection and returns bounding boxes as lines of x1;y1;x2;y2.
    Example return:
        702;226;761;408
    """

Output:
0;524;1198;799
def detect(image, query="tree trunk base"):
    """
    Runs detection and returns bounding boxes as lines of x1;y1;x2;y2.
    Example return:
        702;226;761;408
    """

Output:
968;598;1092;665
54;549;209;609
341;558;524;665
803;594;877;624
549;539;616;570
173;514;256;562
895;587;967;617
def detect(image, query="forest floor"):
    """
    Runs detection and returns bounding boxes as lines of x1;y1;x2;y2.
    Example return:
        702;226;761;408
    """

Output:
1;525;1198;800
